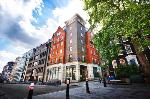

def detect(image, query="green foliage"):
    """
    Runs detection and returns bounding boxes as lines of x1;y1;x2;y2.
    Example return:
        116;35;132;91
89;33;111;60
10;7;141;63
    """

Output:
83;0;150;66
115;65;140;78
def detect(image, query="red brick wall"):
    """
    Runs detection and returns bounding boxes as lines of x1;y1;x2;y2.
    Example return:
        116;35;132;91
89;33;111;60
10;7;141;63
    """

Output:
49;26;66;64
85;32;100;65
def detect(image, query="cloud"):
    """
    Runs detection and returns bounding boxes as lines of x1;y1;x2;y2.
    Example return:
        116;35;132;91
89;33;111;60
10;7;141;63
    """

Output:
0;0;44;72
0;0;44;47
0;0;89;72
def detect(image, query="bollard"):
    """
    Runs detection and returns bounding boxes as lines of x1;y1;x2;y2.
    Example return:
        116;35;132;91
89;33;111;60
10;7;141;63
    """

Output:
66;78;70;99
99;78;101;83
27;83;34;99
86;78;90;94
103;78;107;87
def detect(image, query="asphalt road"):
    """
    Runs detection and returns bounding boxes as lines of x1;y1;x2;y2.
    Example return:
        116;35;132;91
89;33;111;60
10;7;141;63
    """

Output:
0;83;75;99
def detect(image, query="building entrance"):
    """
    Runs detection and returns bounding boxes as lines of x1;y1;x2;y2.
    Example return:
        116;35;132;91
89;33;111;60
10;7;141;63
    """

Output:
80;65;87;81
66;66;76;80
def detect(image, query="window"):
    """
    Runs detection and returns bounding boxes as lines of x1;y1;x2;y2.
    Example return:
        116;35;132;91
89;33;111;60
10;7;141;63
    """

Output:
61;42;63;46
57;32;61;36
70;33;72;36
60;49;62;53
56;51;57;55
93;51;96;55
69;54;72;58
70;27;72;30
69;54;73;61
82;55;85;61
81;40;83;44
81;33;83;37
34;62;38;66
52;51;54;55
70;39;72;44
69;47;72;51
82;47;84;52
92;58;94;63
56;44;59;48
130;59;136;65
57;38;59;42
81;27;82;30
52;59;54;63
94;59;97;63
125;44;133;54
91;50;92;54
53;46;55;49
59;56;63;63
61;36;64;41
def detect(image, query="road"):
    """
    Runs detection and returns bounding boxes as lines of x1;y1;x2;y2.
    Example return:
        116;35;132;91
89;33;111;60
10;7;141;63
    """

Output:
0;83;76;99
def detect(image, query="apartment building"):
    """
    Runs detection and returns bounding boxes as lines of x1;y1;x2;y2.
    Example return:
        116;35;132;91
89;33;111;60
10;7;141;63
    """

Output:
25;40;50;82
45;14;101;82
2;62;15;82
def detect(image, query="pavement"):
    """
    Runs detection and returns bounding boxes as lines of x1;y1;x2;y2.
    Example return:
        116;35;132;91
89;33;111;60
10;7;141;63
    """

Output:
32;81;150;99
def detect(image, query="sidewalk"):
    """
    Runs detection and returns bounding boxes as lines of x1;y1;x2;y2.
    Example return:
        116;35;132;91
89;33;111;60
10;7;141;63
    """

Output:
32;81;150;99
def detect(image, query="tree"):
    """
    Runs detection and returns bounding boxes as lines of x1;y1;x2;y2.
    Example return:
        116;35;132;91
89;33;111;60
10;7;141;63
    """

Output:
83;0;150;66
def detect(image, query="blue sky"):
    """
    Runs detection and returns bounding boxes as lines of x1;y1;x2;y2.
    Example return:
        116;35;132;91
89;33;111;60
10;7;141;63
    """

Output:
0;0;89;72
